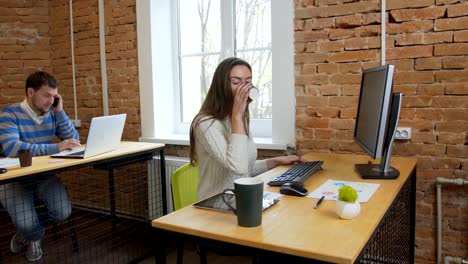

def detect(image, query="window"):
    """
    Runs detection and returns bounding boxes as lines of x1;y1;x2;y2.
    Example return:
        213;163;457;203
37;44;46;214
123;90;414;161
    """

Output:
137;0;294;149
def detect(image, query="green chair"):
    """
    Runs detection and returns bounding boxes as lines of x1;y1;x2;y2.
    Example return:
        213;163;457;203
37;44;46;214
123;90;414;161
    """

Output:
171;163;204;264
171;163;199;211
170;163;259;264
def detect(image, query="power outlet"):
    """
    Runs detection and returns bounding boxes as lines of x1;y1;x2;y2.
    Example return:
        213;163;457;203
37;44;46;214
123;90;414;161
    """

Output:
395;127;411;140
71;119;81;128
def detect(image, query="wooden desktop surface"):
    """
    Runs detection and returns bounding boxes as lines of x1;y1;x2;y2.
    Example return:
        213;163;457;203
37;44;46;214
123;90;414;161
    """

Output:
152;152;417;264
0;141;164;182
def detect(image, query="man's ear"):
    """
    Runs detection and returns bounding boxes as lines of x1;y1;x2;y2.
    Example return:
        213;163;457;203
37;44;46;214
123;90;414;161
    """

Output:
26;87;34;97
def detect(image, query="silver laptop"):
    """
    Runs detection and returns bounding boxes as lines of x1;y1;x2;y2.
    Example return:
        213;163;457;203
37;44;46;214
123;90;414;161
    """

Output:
51;114;127;159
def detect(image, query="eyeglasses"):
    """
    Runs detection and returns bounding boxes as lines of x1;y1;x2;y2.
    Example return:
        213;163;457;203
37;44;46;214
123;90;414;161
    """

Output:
230;77;252;85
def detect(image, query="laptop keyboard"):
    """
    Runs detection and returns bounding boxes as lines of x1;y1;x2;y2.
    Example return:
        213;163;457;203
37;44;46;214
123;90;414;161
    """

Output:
69;150;85;156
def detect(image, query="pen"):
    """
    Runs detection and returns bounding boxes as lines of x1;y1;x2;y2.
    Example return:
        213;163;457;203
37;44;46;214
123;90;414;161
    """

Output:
314;195;325;209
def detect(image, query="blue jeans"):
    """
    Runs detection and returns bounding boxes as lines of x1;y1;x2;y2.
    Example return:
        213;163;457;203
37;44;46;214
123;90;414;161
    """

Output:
0;175;71;241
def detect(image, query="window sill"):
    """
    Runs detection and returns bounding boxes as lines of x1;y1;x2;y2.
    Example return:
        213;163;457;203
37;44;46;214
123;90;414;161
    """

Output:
139;134;289;150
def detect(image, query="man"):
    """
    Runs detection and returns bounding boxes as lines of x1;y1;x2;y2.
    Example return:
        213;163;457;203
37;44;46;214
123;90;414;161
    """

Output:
0;71;81;262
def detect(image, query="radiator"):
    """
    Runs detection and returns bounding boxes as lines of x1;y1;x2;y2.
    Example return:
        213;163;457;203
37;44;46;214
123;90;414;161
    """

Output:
148;156;189;218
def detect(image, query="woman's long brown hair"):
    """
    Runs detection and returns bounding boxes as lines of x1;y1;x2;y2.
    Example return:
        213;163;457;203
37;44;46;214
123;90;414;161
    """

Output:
189;57;252;165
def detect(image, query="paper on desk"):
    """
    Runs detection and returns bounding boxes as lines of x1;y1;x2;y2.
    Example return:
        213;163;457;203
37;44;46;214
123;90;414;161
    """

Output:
307;179;380;203
0;158;20;168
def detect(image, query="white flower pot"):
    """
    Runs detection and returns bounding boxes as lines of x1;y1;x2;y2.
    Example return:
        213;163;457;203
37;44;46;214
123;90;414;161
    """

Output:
335;199;361;219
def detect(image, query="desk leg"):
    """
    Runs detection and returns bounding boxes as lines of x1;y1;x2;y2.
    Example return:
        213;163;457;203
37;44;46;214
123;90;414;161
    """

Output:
153;228;167;264
410;169;416;262
158;149;167;215
108;168;117;232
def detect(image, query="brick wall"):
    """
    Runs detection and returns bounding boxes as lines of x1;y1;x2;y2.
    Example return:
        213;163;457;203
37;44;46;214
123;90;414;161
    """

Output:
295;0;467;262
1;0;466;262
0;0;51;104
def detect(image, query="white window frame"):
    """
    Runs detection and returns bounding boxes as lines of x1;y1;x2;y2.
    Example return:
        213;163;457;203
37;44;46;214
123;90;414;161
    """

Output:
136;0;295;150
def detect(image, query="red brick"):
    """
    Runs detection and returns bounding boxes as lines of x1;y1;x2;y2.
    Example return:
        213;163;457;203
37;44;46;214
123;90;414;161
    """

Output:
386;46;433;60
415;57;442;70
309;17;335;29
442;56;468;69
339;62;361;73
445;84;468;95
328;96;358;107
318;41;344;52
390;6;446;22
418;83;445;95
319;85;340;95
296;96;329;107
328;50;378;62
354;25;380;37
436;121;468;133
387;20;433;35
344;36;380;50
438;133;466;145
412;132;438;144
295;53;328;63
340;85;360;96
301;19;311;31
295;30;329;42
436;70;468;82
393;143;446;156
454;30;468;42
303;64;318;74
394;71;435;85
329;28;354;40
396;32;453;46
336;14;361;28
443;109;468;121
314;129;336;139
433;96;468;107
296;74;329;85
446;3;468;17
387;59;415;71
435;43;468;56
305;107;340;118
447;145;468;158
296;43;307;53
387;0;434;10
330;73;361;85
317;63;339;73
402;96;433;107
435;16;468;31
415;108;444;120
330;118;355;129
339;108;357;118
295;2;378;19
362;13;380;25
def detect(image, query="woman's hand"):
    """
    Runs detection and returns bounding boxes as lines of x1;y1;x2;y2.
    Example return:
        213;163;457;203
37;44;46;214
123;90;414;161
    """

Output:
231;82;252;135
266;155;306;170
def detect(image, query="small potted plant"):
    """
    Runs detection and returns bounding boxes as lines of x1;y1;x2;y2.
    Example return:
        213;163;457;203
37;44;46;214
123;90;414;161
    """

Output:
335;185;360;219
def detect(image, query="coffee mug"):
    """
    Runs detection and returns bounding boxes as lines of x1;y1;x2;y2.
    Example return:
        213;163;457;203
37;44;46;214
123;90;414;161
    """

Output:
222;177;263;227
18;149;33;167
249;86;259;100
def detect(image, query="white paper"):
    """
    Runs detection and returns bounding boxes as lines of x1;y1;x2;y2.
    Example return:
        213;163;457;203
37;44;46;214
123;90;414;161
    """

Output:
307;179;380;203
0;158;20;168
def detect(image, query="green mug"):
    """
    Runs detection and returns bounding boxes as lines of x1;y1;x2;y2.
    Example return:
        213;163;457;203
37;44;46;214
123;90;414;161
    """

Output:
222;177;263;227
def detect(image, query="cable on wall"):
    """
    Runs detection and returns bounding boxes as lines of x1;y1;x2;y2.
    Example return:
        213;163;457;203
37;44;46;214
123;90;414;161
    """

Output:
99;0;109;116
69;0;78;123
381;0;386;65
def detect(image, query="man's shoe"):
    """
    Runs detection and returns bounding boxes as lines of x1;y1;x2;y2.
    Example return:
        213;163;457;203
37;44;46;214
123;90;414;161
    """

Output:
25;240;43;262
10;233;26;253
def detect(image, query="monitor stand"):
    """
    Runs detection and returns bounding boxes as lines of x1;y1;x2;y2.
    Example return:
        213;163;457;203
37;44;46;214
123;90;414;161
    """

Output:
356;93;402;179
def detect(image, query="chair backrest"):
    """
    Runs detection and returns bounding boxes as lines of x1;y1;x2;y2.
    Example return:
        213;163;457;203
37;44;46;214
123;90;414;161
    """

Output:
171;163;199;211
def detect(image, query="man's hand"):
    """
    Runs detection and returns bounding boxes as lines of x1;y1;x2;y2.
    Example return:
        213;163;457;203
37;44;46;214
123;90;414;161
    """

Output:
58;139;81;152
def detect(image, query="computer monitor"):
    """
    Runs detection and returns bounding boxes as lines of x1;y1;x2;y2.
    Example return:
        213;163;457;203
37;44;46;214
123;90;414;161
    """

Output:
354;64;402;179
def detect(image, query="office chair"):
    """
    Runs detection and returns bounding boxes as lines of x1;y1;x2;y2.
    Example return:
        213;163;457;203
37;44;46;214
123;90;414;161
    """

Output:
170;163;260;264
170;163;202;264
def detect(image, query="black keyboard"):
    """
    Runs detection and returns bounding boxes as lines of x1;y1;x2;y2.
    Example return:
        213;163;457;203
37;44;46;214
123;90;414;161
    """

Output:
267;161;324;186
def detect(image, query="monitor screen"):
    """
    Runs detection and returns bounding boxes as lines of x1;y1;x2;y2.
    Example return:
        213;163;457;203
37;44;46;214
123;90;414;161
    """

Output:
354;65;395;160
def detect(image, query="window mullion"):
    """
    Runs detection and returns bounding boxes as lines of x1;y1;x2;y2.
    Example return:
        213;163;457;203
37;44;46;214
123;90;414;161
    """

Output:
221;0;235;58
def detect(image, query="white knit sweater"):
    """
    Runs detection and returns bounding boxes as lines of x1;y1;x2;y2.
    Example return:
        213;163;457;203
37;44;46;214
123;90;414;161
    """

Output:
194;116;268;200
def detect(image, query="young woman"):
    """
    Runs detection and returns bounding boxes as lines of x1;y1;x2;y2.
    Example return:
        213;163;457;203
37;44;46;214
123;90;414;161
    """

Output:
190;57;302;200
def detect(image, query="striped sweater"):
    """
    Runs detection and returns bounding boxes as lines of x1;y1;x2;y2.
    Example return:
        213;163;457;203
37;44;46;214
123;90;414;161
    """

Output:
0;103;79;157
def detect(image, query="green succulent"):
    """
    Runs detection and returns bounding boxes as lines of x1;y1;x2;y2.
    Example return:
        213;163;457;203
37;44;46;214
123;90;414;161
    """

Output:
338;185;358;203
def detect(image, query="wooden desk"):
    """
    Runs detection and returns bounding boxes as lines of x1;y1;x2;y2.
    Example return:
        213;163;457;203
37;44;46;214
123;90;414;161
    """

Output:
152;153;417;263
0;141;166;264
